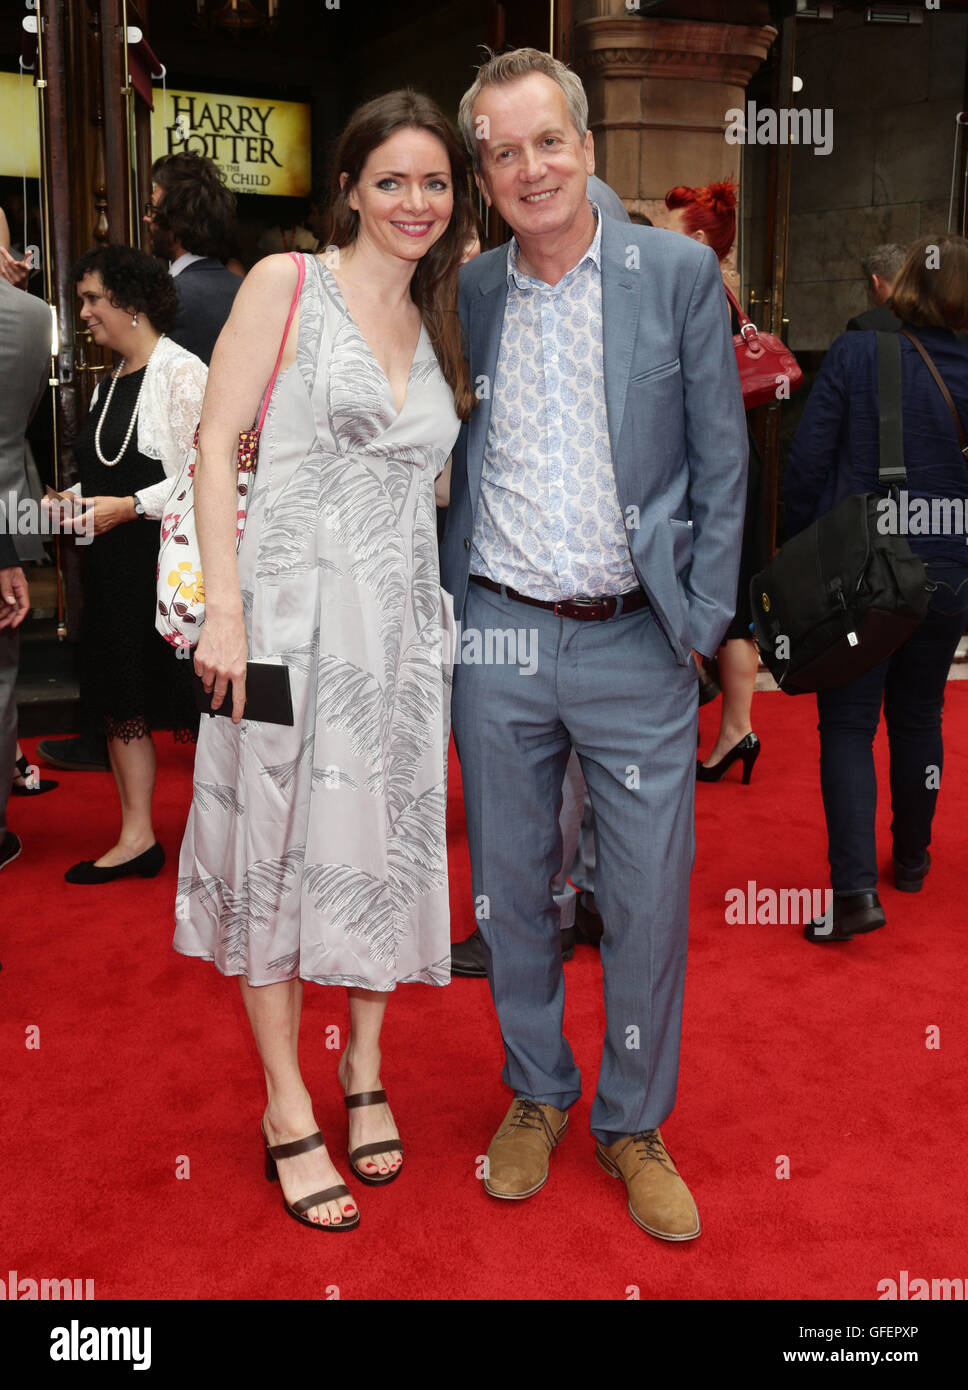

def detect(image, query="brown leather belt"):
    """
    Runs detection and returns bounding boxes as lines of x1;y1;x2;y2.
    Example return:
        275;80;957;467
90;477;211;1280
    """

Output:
470;575;649;622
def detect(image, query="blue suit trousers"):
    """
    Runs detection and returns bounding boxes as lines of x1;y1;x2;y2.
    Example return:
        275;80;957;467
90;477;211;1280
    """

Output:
451;582;698;1144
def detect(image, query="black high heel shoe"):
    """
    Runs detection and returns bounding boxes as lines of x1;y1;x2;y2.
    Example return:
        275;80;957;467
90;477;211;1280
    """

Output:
696;732;760;785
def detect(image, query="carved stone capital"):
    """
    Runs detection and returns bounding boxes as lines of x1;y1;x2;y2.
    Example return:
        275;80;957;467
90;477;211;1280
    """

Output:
576;17;776;87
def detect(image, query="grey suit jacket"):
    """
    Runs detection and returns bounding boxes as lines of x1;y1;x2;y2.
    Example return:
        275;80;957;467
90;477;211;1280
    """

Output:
0;281;51;569
586;175;629;223
440;215;749;663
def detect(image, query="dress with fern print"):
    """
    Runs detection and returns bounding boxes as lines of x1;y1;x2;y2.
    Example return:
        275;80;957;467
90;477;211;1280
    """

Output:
173;255;460;989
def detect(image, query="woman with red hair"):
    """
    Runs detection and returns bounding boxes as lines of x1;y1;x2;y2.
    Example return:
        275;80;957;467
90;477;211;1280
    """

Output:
662;179;765;784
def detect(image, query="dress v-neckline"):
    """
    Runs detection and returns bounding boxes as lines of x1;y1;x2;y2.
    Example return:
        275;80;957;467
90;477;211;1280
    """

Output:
320;260;425;421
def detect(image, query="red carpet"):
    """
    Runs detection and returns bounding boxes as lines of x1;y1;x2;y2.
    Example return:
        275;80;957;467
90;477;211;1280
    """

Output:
3;687;967;1301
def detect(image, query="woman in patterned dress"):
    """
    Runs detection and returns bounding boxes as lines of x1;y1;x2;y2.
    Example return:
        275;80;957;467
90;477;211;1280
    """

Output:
174;92;475;1230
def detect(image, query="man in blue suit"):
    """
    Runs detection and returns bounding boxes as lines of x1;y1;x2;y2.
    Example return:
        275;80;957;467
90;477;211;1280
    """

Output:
442;48;748;1238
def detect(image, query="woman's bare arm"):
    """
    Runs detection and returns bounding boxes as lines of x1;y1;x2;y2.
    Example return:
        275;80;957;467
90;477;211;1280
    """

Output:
434;455;452;507
192;252;302;719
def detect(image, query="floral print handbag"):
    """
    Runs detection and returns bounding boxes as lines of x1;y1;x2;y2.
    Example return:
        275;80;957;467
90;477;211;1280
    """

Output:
155;252;305;649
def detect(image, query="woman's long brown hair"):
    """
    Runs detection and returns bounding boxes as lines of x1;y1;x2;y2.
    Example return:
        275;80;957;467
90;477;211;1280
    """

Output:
324;90;476;421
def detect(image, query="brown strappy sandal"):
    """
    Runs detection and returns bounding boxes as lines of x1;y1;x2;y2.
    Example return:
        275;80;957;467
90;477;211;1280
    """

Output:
261;1123;360;1230
343;1090;404;1185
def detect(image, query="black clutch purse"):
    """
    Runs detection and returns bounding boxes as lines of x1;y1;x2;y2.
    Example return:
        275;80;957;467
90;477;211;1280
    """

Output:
192;661;294;726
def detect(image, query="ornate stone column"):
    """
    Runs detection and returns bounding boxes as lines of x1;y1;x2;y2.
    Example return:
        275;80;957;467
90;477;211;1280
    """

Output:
575;9;776;236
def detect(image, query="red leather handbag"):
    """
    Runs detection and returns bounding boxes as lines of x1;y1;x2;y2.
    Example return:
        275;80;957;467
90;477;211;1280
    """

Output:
725;286;803;409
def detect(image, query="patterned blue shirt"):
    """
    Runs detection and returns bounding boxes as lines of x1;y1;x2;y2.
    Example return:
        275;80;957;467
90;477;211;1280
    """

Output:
471;206;638;599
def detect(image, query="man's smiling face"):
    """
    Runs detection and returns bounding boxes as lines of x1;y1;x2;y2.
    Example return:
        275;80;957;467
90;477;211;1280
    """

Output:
473;72;594;245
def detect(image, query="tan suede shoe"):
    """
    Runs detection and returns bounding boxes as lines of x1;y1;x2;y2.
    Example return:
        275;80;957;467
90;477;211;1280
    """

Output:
596;1129;700;1240
484;1098;570;1200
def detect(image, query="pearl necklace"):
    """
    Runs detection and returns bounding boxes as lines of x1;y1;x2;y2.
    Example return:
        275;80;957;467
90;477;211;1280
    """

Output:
93;334;164;468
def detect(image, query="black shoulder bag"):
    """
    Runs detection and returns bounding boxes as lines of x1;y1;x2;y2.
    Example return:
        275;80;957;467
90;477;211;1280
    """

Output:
751;332;934;694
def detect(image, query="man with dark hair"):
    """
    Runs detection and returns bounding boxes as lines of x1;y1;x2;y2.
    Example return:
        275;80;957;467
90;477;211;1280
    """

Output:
145;152;241;365
846;242;907;333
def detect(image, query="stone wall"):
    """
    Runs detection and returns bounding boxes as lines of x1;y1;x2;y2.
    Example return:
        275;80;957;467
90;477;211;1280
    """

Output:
783;7;967;351
573;7;777;210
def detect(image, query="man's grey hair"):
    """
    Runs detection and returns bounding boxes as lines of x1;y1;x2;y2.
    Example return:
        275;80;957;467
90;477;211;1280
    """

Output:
457;47;589;173
861;243;908;285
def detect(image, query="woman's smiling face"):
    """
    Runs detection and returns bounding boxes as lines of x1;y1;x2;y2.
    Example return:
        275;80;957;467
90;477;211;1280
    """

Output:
344;127;454;264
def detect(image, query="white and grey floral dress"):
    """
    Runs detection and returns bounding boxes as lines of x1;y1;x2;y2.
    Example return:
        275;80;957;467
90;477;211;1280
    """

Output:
173;256;460;990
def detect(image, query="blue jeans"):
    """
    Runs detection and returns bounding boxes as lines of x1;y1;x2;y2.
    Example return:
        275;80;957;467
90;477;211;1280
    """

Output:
816;561;968;894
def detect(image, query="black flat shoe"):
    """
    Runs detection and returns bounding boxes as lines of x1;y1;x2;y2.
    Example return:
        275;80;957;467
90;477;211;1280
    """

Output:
697;732;760;784
36;733;110;773
894;852;930;893
65;842;165;884
803;891;886;943
11;755;58;797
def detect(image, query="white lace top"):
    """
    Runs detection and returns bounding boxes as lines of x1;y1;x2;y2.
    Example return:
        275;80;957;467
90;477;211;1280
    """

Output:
73;335;208;519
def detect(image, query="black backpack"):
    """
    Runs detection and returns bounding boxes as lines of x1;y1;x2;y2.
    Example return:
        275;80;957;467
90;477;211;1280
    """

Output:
751;333;932;695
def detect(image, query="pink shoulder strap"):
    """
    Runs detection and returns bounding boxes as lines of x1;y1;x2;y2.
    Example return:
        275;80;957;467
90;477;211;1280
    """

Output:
255;251;306;432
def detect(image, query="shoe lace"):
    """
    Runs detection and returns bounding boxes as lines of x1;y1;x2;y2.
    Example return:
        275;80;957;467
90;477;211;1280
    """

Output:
508;1099;557;1147
622;1129;676;1173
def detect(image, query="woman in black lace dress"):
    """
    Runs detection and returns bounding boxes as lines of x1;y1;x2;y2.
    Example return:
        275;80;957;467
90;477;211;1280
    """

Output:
54;247;207;883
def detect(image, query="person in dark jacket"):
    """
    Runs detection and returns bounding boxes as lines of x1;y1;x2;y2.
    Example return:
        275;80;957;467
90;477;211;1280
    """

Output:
785;233;968;943
145;152;240;366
